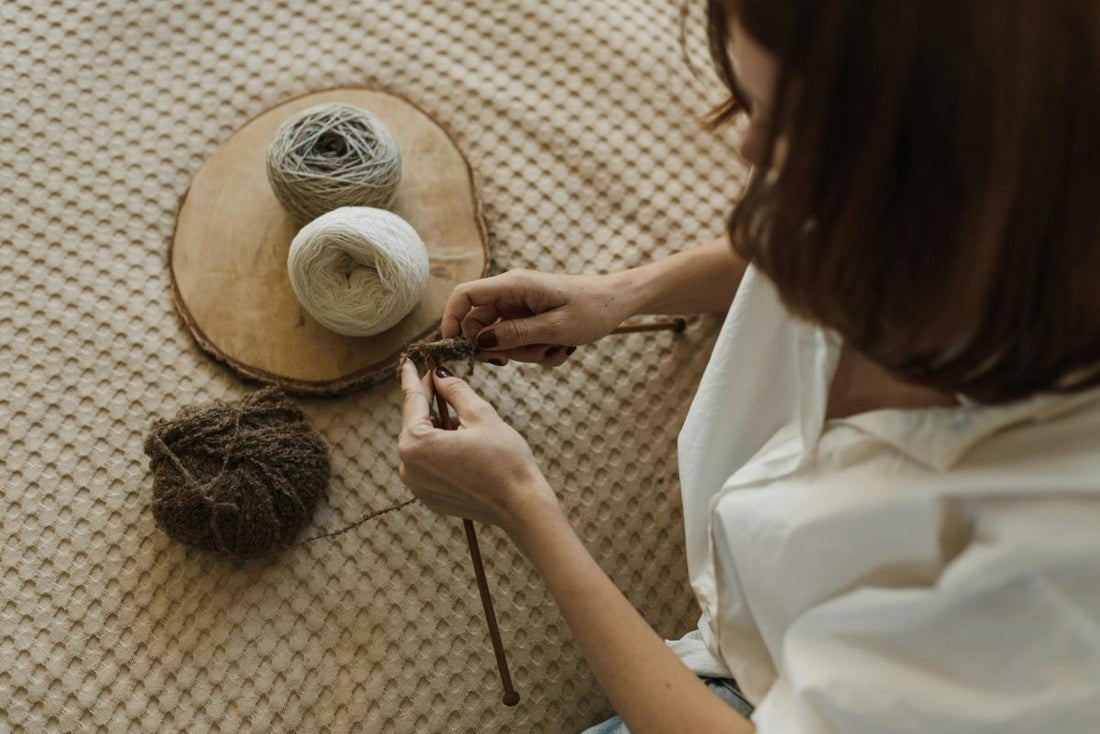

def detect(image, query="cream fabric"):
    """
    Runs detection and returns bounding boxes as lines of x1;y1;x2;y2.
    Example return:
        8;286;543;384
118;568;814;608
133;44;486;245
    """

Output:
2;2;747;731
672;265;1100;732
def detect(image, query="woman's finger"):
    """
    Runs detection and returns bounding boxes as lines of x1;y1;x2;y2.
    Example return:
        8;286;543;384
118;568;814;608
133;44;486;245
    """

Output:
537;345;574;368
400;360;433;433
431;368;494;421
497;345;563;365
421;368;435;402
475;350;510;367
461;304;502;339
441;272;530;338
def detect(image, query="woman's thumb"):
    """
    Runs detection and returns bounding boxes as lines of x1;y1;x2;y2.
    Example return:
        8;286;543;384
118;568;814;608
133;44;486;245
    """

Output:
476;314;558;351
431;368;491;418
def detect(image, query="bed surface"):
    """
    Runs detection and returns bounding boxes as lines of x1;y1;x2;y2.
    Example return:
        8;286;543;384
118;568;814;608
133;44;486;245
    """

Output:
1;2;745;730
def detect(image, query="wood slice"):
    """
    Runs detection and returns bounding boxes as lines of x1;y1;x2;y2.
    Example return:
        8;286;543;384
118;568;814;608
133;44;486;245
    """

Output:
170;87;489;396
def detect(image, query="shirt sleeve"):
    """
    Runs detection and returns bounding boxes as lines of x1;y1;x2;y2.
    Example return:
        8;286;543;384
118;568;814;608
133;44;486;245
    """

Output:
750;495;1100;734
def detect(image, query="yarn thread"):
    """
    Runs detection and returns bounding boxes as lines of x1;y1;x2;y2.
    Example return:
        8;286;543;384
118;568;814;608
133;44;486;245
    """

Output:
143;386;331;558
287;206;431;337
399;334;477;377
266;103;402;225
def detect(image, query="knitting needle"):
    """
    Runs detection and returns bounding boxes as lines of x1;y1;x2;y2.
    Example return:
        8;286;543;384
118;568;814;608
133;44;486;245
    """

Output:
426;355;520;707
609;316;687;335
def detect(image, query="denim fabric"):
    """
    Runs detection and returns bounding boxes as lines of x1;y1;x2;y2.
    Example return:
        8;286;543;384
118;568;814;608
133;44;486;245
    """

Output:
579;677;753;733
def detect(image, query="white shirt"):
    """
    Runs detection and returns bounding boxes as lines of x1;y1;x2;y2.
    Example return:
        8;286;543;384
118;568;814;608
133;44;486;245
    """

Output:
669;265;1100;733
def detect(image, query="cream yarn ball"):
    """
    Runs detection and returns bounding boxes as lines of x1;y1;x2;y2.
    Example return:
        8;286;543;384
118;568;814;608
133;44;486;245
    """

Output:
287;207;430;337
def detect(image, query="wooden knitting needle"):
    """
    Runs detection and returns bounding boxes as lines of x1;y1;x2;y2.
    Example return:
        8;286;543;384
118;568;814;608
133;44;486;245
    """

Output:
609;316;687;335
426;355;520;707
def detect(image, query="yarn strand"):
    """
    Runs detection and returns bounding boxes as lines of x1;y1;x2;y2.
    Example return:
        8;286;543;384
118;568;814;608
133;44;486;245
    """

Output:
294;498;417;546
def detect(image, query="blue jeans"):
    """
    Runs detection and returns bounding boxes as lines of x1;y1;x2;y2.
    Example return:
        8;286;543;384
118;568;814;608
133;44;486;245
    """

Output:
580;677;754;733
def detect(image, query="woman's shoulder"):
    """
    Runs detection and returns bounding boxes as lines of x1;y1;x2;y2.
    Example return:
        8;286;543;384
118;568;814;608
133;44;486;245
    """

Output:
819;382;1100;496
713;386;1100;565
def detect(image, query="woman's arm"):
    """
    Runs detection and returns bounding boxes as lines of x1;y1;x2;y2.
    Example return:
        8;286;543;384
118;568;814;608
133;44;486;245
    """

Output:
439;234;748;367
505;490;755;734
617;234;748;316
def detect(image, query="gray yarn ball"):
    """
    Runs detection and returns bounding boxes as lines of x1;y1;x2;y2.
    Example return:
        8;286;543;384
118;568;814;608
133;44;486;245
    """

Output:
266;103;403;225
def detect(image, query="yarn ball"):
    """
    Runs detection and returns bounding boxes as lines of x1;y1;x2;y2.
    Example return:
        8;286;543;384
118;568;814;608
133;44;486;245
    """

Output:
287;206;431;336
266;103;403;225
143;386;331;558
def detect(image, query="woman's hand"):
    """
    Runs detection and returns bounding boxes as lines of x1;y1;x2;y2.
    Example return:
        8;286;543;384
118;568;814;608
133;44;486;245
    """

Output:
397;359;560;531
441;269;638;367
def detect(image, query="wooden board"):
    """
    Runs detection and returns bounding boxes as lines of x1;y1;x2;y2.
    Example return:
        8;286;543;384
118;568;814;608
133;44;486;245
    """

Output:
169;87;489;396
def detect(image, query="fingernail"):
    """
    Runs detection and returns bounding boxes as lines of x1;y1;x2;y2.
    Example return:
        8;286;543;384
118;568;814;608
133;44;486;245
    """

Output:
488;359;504;366
477;331;498;349
435;366;453;378
545;346;560;358
565;346;576;355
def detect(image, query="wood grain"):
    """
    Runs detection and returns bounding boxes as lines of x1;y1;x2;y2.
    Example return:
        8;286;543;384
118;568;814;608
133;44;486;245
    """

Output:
170;87;489;396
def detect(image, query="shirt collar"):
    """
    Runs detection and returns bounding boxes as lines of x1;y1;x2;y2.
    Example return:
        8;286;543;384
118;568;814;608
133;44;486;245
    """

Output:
831;385;1100;472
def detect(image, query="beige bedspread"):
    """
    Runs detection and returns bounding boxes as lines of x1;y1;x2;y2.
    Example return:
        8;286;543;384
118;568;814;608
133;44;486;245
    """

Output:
1;1;746;730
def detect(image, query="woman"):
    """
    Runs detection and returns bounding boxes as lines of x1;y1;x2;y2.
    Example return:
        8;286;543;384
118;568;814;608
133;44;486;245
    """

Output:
397;1;1100;731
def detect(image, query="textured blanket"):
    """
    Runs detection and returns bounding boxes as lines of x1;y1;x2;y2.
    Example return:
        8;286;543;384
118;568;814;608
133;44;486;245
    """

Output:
1;1;746;730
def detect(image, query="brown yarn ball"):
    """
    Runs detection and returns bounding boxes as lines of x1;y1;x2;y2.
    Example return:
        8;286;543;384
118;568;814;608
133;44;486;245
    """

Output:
143;387;331;558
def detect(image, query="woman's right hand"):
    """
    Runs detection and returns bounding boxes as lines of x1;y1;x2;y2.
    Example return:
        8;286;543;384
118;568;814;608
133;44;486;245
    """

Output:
441;268;636;367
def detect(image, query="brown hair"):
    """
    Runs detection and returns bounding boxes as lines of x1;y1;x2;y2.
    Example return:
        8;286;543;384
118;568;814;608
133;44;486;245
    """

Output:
701;0;1100;403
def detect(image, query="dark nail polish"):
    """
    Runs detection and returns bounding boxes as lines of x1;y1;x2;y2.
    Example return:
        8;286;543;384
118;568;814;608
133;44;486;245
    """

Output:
545;346;561;358
488;359;504;366
435;366;453;378
565;346;577;355
477;331;498;349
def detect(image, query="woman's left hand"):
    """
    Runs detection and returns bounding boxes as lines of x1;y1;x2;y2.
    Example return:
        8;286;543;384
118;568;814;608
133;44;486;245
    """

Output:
397;359;558;531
